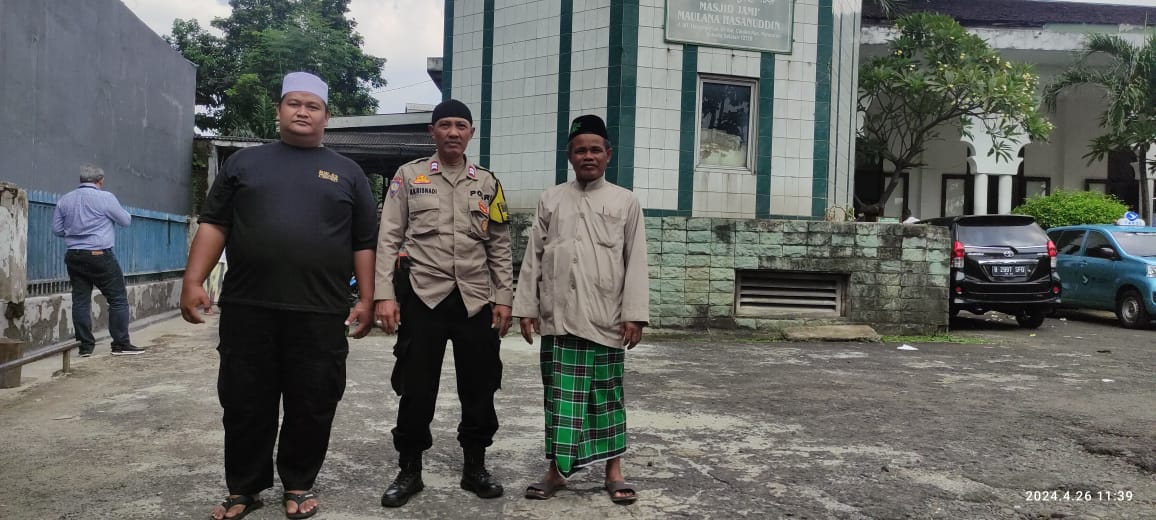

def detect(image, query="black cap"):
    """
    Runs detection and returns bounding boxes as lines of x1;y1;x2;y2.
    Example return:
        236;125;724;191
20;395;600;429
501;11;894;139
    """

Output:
431;99;473;125
568;114;609;142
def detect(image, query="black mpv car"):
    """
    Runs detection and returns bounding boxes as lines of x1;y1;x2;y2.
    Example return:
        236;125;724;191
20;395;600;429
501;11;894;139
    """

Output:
922;215;1061;328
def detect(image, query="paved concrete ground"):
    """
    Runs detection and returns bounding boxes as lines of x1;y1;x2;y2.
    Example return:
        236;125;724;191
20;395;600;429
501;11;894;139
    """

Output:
1;309;1154;519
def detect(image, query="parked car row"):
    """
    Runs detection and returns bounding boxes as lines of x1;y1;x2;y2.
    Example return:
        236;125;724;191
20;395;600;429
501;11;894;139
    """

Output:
920;215;1156;330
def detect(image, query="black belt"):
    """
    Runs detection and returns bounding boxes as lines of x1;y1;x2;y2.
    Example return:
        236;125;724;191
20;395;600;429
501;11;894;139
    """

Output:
68;249;112;256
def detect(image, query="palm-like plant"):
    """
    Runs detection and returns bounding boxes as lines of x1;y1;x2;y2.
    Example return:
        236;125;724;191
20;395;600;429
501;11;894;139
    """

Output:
874;0;907;18
1044;33;1156;224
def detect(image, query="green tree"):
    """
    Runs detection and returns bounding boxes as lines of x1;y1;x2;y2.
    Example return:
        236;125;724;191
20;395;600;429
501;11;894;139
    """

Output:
1044;34;1156;225
856;13;1052;217
165;0;386;137
1012;190;1128;229
218;73;278;138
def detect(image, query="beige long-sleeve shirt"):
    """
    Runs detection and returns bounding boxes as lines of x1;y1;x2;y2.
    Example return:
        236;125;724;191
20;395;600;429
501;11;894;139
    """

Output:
374;154;514;317
513;177;649;348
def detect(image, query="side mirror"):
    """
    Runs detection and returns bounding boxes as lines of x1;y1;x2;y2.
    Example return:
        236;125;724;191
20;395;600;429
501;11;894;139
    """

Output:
1093;246;1119;260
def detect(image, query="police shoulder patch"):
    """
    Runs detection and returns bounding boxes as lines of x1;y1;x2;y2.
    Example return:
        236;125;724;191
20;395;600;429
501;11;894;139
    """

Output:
488;180;509;224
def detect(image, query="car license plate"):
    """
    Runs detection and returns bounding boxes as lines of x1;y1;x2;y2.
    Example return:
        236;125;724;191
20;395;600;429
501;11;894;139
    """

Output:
990;265;1028;276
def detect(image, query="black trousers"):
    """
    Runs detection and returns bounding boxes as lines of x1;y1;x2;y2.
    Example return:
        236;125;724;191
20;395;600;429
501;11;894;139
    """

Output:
217;304;349;495
391;289;502;455
64;249;131;350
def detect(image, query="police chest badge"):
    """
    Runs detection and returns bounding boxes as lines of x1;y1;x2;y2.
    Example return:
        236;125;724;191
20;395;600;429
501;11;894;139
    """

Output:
413;175;432;184
388;177;402;198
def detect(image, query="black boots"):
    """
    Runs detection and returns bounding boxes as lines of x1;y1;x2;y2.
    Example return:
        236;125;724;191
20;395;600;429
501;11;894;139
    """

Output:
460;448;504;499
381;454;424;508
382;450;502;507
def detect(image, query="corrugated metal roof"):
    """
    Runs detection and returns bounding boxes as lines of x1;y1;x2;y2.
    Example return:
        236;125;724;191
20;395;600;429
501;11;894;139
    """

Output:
864;0;1156;28
195;132;436;155
323;131;434;147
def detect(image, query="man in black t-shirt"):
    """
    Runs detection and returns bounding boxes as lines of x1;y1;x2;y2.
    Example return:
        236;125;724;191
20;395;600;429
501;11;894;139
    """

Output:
181;72;378;520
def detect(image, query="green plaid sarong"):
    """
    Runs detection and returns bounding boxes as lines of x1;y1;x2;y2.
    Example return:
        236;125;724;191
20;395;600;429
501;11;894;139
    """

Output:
540;334;627;477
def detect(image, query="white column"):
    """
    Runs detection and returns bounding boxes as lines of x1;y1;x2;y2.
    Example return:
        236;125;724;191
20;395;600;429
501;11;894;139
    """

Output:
0;183;28;306
973;173;989;215
207;144;220;197
997;174;1013;214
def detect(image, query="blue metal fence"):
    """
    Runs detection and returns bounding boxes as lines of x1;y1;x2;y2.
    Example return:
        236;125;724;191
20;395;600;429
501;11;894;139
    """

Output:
26;190;189;295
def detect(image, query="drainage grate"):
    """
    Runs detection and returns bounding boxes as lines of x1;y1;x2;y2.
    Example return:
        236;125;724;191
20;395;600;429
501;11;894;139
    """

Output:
735;270;845;317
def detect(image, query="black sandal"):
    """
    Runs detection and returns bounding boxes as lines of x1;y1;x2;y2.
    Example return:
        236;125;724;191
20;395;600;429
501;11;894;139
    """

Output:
282;491;319;519
211;494;263;520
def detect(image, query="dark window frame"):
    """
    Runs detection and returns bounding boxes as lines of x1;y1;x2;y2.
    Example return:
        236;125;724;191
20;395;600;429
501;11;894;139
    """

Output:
1085;179;1108;193
941;173;970;217
1018;176;1051;205
696;75;757;172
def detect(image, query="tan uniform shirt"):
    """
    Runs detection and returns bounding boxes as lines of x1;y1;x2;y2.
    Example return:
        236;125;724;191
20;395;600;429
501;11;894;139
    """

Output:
513;177;649;348
375;154;514;317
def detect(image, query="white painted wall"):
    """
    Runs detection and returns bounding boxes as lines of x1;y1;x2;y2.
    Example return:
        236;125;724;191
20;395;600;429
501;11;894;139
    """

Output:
828;0;860;215
489;0;564;211
904;85;1121;218
764;0;822;218
862;23;1151;218
635;0;685;212
455;0;485;164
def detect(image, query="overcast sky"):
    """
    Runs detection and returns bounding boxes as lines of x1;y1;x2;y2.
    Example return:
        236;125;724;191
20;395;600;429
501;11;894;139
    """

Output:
122;0;445;115
122;0;1156;115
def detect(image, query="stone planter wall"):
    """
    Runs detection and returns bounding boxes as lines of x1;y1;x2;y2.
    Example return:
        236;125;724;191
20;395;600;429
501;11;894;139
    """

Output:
508;216;952;335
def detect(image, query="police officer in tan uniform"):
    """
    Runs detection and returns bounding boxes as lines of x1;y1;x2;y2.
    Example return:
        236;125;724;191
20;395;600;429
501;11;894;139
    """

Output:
373;99;513;507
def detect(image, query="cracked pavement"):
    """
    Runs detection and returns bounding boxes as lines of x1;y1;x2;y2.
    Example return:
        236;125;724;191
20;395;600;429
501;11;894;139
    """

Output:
0;308;1154;519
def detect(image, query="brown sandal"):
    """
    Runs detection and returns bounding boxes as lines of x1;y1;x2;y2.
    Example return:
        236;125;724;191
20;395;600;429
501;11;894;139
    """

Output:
524;480;566;500
604;480;637;505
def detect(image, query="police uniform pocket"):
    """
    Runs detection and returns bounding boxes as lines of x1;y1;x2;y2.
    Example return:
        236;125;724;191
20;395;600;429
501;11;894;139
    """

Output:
408;196;440;236
467;196;490;240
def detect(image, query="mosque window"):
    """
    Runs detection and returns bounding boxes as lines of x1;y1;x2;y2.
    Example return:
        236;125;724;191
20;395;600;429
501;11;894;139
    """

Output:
698;76;755;170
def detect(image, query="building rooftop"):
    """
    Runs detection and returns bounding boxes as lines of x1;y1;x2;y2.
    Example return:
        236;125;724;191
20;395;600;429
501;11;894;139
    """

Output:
196;131;435;160
863;0;1156;28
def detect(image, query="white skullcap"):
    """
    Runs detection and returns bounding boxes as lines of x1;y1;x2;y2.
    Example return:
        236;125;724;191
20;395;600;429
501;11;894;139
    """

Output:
281;72;328;104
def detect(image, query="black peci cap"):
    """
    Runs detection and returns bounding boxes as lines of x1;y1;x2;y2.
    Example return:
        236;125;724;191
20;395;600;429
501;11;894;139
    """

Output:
568;114;609;142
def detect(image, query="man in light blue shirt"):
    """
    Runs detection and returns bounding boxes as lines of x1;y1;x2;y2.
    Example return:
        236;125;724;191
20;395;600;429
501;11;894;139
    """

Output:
52;164;143;356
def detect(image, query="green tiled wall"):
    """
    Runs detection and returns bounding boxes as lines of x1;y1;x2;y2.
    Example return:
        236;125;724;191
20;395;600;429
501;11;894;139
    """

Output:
811;0;834;218
510;215;951;336
554;1;574;185
480;0;494;165
441;0;454;100
606;1;639;188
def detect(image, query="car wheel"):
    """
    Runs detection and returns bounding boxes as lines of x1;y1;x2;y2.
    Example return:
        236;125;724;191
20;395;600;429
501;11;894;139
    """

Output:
1015;311;1046;329
1115;289;1151;330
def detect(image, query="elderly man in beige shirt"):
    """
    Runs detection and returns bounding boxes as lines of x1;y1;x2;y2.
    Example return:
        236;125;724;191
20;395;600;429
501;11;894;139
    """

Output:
514;114;649;505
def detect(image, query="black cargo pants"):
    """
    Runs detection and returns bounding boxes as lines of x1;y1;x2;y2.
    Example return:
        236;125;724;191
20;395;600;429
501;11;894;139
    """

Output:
216;303;349;494
390;288;502;455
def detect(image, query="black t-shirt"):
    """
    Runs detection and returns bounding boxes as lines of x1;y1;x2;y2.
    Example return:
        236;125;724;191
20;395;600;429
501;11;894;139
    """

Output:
199;141;378;314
